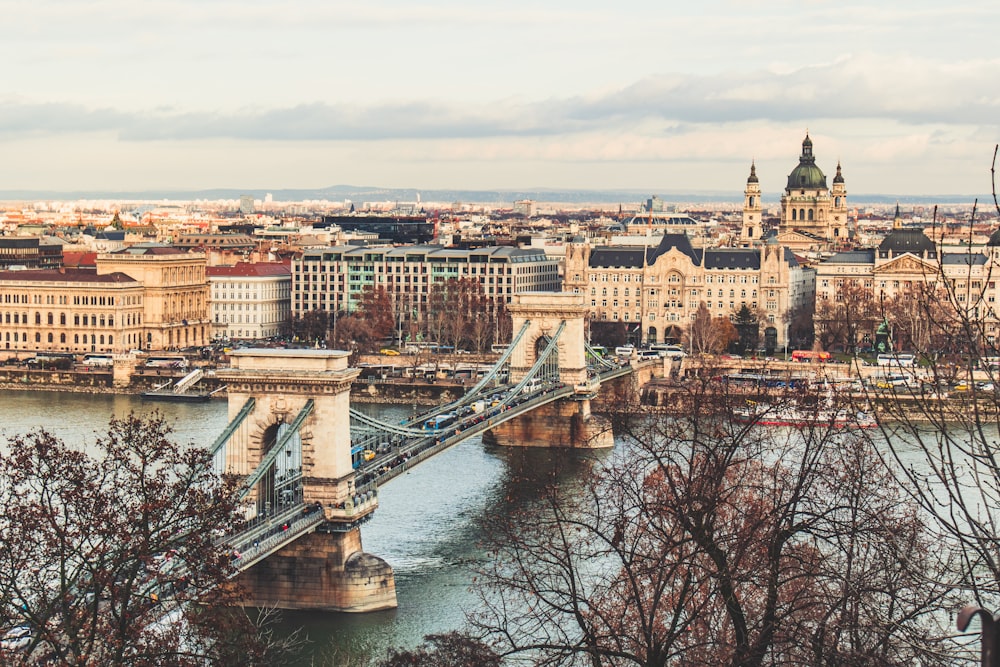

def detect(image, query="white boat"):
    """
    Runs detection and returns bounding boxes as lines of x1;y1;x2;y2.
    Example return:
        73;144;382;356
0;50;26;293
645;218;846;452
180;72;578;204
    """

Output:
734;400;876;429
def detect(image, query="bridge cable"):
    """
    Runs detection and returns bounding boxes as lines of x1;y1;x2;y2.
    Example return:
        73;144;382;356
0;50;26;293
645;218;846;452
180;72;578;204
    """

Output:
238;399;314;501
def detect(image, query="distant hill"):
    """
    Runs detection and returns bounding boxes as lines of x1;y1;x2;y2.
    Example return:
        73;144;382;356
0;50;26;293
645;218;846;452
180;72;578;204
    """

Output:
0;185;987;207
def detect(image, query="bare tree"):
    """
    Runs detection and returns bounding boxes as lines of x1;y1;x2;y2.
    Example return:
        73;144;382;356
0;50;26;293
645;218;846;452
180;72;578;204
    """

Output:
0;413;300;666
471;384;955;666
685;303;738;355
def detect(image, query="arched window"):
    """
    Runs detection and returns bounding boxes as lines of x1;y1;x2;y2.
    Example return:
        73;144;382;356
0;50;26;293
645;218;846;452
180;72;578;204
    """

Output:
808;209;814;221
60;333;66;343
35;332;41;342
99;335;105;344
47;313;53;325
74;334;79;344
799;209;805;221
47;333;53;343
791;209;797;221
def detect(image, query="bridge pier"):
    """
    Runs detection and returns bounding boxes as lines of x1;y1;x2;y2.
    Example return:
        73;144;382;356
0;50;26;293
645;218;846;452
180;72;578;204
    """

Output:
218;349;398;613
484;398;613;448
236;527;395;612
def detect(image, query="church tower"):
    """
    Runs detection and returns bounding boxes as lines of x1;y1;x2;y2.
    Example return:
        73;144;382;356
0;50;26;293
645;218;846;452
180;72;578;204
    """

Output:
741;161;762;246
778;133;845;248
830;162;849;240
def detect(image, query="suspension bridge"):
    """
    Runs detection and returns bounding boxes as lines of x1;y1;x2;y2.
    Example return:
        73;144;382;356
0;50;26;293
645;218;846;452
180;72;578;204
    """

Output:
204;293;648;612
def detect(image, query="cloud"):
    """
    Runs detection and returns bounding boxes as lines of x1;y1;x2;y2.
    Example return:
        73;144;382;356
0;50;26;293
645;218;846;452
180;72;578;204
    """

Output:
1;53;999;144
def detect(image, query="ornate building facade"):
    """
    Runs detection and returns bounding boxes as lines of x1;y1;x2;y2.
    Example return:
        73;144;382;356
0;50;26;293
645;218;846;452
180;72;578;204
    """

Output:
563;234;813;347
97;245;210;350
815;206;1000;348
0;268;145;355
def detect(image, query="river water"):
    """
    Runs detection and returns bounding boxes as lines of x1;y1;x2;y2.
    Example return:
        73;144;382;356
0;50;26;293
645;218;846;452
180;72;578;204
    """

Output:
0;390;606;665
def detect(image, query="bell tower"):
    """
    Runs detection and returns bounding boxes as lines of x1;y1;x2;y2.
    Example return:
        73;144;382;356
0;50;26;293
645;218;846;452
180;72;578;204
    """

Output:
830;161;849;241
741;161;762;245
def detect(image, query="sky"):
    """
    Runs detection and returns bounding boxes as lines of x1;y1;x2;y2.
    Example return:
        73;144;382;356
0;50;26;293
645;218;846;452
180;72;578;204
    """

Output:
2;0;1000;198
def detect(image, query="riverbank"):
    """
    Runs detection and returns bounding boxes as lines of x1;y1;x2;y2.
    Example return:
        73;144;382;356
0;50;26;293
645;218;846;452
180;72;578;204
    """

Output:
0;365;486;407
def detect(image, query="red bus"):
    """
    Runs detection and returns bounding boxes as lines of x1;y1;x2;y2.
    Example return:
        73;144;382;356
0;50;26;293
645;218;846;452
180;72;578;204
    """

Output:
791;350;832;363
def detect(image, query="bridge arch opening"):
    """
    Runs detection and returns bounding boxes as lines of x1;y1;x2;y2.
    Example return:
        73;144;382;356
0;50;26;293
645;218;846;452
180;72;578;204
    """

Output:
257;421;304;518
534;335;559;380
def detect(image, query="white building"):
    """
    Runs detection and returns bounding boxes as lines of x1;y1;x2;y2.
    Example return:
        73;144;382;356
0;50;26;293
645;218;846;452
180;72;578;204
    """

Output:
207;262;291;340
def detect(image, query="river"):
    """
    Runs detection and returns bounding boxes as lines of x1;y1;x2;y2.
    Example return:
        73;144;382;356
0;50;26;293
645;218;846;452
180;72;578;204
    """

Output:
0;390;606;665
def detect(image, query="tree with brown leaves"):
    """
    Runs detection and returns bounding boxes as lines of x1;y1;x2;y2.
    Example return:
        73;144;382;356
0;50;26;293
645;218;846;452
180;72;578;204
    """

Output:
0;413;300;666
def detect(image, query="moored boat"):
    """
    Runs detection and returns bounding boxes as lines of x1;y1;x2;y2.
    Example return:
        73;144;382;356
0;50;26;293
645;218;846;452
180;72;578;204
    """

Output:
734;400;876;429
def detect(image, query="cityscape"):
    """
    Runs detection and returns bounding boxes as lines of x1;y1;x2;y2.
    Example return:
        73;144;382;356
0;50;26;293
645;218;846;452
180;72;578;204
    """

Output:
6;0;1000;664
0;133;995;362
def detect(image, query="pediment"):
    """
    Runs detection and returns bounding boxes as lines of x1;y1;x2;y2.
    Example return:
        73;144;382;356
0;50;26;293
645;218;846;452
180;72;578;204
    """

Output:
873;253;938;275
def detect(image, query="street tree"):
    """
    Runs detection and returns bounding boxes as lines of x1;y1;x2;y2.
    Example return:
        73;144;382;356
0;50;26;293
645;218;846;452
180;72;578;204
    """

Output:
685;303;737;355
814;280;879;353
0;413;299;666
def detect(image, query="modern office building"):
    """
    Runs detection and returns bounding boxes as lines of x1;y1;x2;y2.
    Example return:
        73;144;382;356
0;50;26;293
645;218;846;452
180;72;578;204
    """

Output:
292;244;560;323
0;236;64;269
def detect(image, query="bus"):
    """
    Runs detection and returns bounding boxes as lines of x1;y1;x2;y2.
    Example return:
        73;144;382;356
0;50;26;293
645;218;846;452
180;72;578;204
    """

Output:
350;444;376;469
876;353;916;368
423;414;459;431
82;353;114;367
791;350;832;363
144;356;189;369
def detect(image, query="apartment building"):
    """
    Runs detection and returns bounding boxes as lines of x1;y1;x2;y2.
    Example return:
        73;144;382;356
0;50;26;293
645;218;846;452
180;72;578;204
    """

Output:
207;262;291;341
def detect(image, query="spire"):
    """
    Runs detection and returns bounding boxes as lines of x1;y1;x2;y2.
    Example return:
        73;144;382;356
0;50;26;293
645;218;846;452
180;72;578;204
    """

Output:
833;161;844;184
893;202;902;230
800;132;815;163
747;160;759;184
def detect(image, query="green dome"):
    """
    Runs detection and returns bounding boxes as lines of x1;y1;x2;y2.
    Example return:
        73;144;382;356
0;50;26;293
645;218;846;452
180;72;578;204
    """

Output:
786;133;827;190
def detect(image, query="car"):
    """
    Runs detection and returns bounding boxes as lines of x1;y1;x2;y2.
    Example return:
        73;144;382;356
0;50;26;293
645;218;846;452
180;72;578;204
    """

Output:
379;349;400;356
363;449;376;461
1;625;32;651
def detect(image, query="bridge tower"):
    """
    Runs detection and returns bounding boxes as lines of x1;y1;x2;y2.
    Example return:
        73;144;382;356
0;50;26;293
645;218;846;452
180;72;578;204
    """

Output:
487;292;613;448
215;349;396;612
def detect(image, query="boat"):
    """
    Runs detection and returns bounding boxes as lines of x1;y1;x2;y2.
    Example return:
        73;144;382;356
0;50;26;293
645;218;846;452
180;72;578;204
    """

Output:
141;389;212;403
734;400;877;429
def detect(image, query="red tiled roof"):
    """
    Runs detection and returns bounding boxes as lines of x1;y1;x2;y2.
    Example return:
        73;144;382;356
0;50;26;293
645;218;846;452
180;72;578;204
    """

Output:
62;251;98;268
206;262;291;278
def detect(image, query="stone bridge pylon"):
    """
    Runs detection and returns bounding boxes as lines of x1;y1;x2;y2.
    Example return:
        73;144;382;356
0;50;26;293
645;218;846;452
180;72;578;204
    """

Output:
486;292;613;448
215;349;396;612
